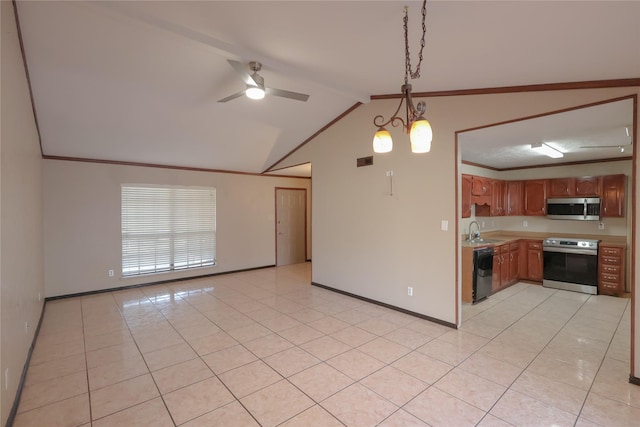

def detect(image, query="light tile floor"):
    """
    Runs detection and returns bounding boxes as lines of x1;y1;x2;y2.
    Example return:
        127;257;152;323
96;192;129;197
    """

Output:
13;263;640;426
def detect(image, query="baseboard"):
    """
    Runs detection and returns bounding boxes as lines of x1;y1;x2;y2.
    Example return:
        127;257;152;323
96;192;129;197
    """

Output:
311;281;457;329
45;264;276;301
630;375;640;386
5;301;47;427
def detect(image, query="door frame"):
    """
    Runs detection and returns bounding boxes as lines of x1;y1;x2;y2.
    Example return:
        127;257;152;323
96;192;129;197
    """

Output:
274;187;308;266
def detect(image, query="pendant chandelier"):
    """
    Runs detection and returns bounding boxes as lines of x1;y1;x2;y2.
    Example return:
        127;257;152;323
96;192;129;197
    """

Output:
373;0;432;154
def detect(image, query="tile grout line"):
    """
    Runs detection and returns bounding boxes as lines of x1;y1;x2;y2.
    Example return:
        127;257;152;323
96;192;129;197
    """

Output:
79;297;95;425
573;297;632;426
458;286;591;425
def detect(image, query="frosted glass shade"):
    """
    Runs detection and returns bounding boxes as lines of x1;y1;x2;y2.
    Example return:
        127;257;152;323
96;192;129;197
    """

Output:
373;128;393;153
246;86;265;100
410;118;432;153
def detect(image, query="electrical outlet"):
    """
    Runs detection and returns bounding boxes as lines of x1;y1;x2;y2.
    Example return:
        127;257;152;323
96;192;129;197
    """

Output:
407;287;413;296
4;368;8;390
386;170;394;177
598;222;605;230
441;220;448;231
24;322;29;334
481;221;485;228
108;269;114;277
523;220;528;227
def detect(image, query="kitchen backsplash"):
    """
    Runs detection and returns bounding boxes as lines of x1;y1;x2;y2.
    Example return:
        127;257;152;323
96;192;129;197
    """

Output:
461;208;628;238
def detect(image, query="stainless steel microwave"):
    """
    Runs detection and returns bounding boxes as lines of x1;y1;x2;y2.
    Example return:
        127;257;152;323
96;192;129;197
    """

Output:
546;197;601;220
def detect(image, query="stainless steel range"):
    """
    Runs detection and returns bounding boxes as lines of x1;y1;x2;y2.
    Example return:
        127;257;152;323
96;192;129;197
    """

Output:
543;237;599;294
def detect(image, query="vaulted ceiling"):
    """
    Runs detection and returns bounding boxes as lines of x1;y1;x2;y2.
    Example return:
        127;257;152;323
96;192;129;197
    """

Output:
15;1;640;175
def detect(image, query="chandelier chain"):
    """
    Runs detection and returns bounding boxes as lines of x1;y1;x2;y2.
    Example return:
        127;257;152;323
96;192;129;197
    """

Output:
403;0;427;83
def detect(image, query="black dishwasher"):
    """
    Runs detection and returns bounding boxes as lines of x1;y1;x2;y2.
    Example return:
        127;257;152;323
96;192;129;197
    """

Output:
473;247;494;303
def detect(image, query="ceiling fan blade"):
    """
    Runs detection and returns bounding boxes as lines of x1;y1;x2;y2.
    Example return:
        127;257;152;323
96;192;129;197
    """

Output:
217;90;245;103
579;144;632;149
265;87;309;102
227;59;257;86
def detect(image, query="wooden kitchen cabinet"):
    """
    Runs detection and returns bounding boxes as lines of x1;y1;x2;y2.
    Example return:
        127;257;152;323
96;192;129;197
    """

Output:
505;181;523;216
598;244;625;296
462;174;472;218
471;176;491;196
492;250;501;293
575;176;601;196
524;240;543;281
493;243;518;291
523;179;547;216
601;174;625;218
492;245;510;292
548;176;600;197
508;242;520;283
490;179;505;216
548;177;574;197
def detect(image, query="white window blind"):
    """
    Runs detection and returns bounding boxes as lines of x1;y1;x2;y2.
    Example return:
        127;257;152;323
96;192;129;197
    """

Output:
121;185;216;276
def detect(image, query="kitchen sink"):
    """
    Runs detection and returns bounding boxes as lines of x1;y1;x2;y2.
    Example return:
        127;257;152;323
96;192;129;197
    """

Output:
468;238;502;244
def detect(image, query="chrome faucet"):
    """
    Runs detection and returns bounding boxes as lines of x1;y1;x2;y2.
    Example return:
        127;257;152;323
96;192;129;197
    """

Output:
468;221;481;241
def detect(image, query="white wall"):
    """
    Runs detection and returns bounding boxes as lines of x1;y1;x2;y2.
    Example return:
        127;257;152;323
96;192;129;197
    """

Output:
278;87;640;378
43;160;311;297
0;1;46;423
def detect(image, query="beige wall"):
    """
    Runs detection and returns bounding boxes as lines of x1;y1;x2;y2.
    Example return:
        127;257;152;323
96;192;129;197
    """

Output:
43;160;311;297
278;86;640;378
0;1;46;424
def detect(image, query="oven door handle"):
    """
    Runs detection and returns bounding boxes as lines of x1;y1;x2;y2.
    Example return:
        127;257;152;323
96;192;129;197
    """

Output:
543;247;598;256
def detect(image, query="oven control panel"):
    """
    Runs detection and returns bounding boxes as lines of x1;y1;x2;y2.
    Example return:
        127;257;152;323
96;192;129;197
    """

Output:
544;238;598;249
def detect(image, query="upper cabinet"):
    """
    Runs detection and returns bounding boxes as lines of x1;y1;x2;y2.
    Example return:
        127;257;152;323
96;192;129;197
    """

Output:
575;176;601;196
490;180;505;216
461;174;472;218
548;176;601;197
523;180;547;216
464;173;625;218
471;176;491;196
548;177;573;197
601;174;626;217
505;181;523;216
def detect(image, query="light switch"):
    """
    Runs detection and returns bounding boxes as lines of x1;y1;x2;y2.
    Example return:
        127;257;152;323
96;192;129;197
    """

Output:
441;220;448;231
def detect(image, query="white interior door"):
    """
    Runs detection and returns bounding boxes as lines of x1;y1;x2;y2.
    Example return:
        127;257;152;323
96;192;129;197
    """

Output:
276;188;306;266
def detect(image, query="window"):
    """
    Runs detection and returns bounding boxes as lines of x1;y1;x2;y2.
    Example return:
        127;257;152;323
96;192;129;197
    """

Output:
121;185;216;276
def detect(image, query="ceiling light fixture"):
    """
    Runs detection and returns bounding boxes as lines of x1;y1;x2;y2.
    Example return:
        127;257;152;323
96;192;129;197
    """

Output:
531;142;563;159
373;0;432;154
245;86;265;100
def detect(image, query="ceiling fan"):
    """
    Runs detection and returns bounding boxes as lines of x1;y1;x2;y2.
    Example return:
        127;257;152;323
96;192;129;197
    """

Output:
217;60;309;103
579;126;633;152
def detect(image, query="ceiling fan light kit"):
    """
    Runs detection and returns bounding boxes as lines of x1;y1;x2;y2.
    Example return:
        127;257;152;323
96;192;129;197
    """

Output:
218;60;309;103
245;86;265;100
531;142;563;158
373;0;433;154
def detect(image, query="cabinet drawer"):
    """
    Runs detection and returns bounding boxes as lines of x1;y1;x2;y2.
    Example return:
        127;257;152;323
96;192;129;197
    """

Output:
509;242;519;251
600;281;621;292
601;246;623;256
601;264;621;274
528;241;542;250
600;272;620;282
602;256;621;265
500;245;509;254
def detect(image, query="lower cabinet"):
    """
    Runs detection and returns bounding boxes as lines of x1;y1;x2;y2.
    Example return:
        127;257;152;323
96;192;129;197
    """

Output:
598;244;625;296
508;242;520;283
523;240;543;281
492;243;521;292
